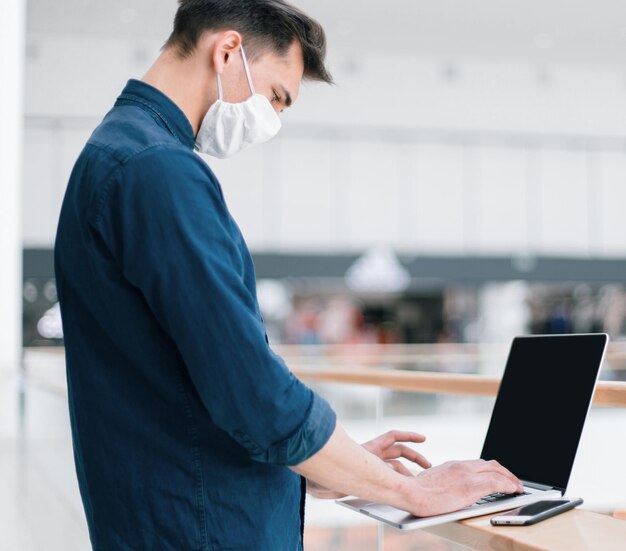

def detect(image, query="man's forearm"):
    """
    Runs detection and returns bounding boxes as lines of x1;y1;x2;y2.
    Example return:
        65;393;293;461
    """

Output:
292;423;525;518
291;423;415;512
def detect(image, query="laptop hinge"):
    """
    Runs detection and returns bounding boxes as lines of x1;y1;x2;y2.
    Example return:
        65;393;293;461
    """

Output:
522;480;558;492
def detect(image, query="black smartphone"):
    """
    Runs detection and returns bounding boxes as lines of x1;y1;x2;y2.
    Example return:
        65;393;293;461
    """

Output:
490;498;583;526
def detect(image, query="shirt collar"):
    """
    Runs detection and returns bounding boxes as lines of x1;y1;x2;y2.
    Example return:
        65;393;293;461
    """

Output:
116;79;196;150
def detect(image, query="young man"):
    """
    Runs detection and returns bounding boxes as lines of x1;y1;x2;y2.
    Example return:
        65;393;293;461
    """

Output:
55;1;522;549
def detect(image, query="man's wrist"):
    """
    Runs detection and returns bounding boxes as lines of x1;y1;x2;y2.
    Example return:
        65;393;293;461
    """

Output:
393;475;420;515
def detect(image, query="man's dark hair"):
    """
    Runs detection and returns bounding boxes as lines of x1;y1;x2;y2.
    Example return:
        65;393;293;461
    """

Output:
164;0;332;84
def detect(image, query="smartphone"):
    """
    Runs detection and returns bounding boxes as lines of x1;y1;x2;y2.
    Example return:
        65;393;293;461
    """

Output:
490;498;583;526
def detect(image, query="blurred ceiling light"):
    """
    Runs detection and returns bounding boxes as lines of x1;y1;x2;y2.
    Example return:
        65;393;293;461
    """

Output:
37;303;63;340
43;280;57;303
346;248;410;294
23;280;38;303
256;280;292;321
533;33;554;50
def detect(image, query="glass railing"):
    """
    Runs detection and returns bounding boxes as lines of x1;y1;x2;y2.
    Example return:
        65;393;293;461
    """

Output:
280;344;626;550
15;346;626;551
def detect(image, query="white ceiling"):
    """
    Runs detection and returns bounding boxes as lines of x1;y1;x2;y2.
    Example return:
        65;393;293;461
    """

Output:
25;0;626;66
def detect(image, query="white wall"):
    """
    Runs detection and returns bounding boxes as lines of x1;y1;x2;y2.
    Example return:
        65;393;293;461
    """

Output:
22;33;626;257
1;0;25;370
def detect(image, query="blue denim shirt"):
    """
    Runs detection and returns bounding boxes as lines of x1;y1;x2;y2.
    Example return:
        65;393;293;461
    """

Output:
54;79;337;551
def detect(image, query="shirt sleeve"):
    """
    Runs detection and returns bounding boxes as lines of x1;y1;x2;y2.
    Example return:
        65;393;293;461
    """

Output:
92;145;336;466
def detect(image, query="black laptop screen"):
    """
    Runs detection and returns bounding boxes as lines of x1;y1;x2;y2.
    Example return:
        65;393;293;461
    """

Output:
480;334;607;492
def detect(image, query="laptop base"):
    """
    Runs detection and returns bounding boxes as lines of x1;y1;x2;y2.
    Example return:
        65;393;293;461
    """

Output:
337;486;562;530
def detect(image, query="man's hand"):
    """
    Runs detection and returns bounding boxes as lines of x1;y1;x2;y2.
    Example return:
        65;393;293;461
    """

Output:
307;430;431;499
405;459;524;517
362;430;431;476
295;424;523;519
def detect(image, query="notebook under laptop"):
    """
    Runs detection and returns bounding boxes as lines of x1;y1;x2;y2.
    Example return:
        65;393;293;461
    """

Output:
338;333;608;529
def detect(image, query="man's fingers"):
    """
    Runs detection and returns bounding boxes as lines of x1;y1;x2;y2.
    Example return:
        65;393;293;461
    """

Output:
470;472;521;498
476;460;522;489
384;444;432;469
461;459;522;490
388;431;427;444
369;431;426;449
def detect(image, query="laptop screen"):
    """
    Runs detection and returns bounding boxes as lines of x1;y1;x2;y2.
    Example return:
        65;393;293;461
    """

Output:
480;334;607;492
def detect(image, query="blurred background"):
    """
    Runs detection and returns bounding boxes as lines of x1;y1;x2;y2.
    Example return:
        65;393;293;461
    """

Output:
3;1;626;550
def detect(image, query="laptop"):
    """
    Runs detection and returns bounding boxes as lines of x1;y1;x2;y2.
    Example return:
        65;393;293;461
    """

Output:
338;333;609;530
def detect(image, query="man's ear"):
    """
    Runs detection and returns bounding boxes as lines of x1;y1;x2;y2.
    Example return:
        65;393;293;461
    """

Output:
211;31;243;75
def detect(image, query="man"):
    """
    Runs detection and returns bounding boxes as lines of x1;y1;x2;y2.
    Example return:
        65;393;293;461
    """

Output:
55;1;522;549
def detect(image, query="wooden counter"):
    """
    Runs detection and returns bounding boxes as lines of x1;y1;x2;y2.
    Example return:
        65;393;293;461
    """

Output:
424;509;626;551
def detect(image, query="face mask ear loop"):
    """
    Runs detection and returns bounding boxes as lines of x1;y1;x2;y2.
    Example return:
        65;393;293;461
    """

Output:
239;45;256;95
216;72;224;100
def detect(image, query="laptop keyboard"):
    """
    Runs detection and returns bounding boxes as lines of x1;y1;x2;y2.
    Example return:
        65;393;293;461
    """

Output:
475;491;529;505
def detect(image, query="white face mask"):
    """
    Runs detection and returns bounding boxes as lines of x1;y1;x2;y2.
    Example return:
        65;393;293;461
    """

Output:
195;45;282;159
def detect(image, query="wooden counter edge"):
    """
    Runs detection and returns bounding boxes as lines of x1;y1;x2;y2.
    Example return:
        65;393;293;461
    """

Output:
292;366;626;408
423;509;626;551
